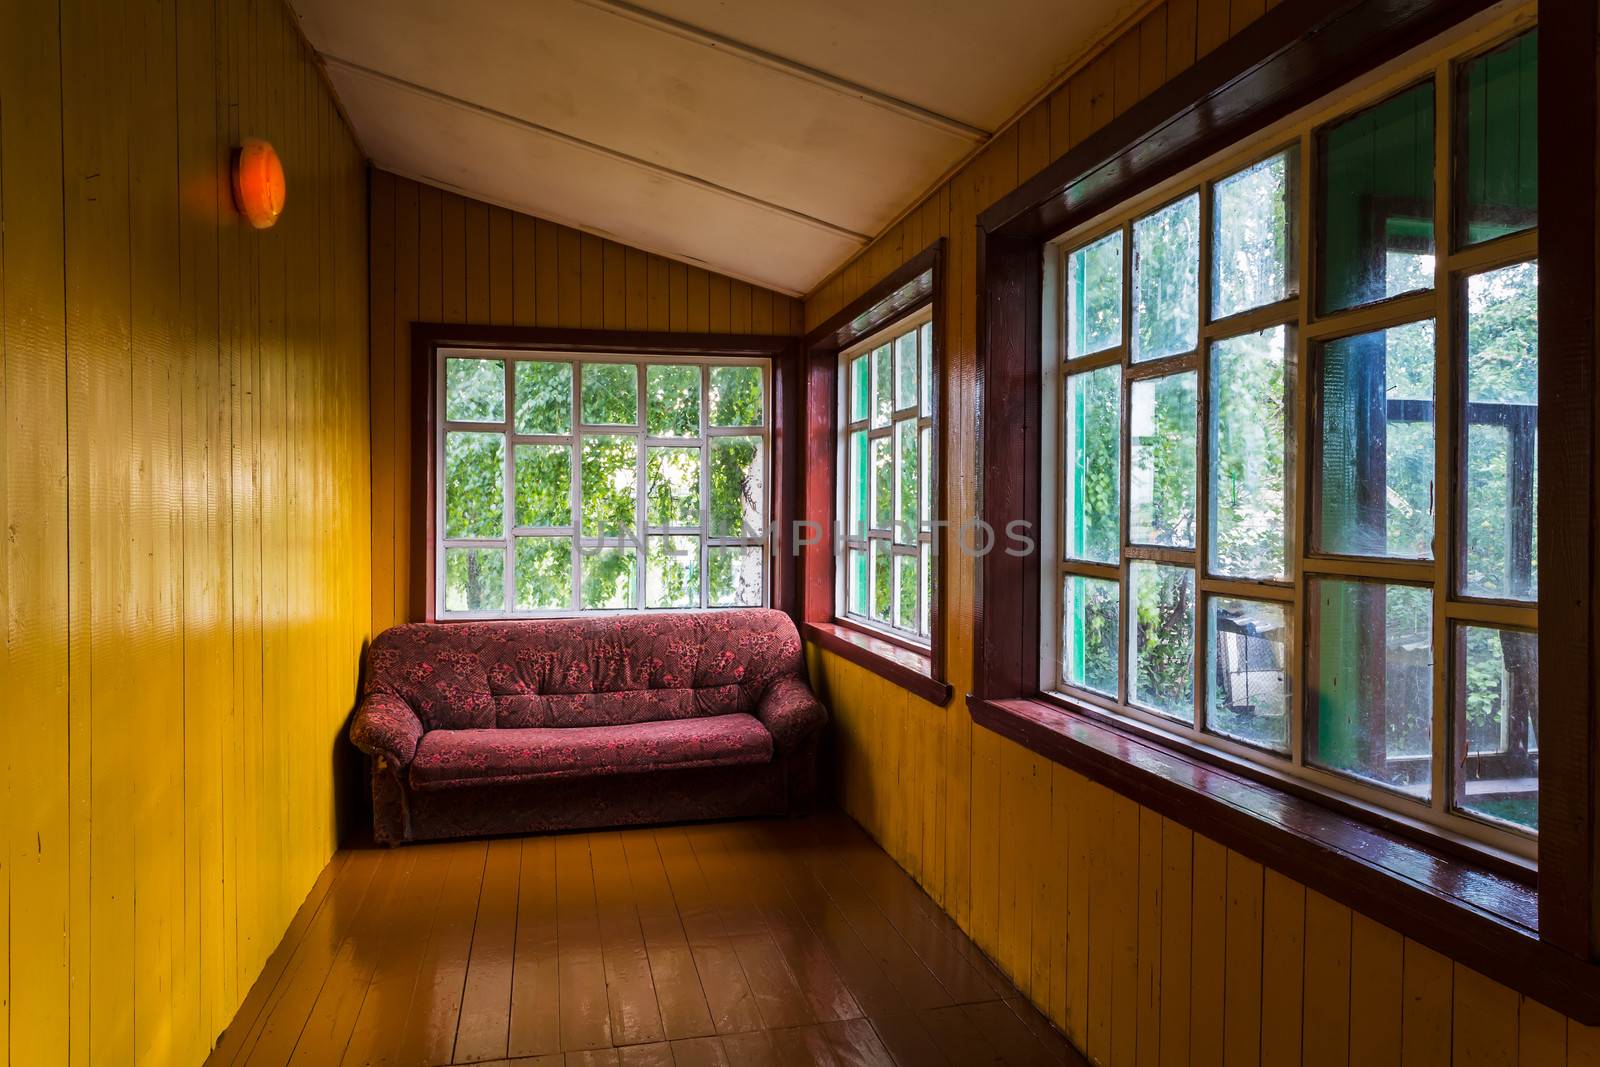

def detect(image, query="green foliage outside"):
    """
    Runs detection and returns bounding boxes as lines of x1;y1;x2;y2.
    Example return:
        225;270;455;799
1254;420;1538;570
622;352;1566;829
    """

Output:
709;365;763;426
446;358;504;421
646;447;700;527
1067;233;1121;358
1210;328;1286;579
583;364;637;425
647;365;700;437
1130;372;1196;548
896;422;919;544
1131;562;1195;720
515;537;570;610
514;444;570;528
1062;575;1118;695
1133;194;1199;361
647;535;699;608
444;546;504;612
1212;150;1294;318
1065;366;1119;564
515;361;571;434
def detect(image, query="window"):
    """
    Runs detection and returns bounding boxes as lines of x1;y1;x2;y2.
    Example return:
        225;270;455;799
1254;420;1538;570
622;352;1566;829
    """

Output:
837;307;936;646
1045;27;1539;854
435;350;770;617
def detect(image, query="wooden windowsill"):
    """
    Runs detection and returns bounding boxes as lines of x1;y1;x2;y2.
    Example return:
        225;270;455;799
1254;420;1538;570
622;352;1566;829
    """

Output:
804;622;952;706
968;693;1600;1023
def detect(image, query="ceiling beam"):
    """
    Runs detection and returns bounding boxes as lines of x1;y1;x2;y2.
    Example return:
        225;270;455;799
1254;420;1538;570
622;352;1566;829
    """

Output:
322;56;875;244
573;0;991;143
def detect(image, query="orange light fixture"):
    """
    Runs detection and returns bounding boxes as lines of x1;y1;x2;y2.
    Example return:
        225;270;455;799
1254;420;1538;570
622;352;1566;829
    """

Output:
232;138;286;229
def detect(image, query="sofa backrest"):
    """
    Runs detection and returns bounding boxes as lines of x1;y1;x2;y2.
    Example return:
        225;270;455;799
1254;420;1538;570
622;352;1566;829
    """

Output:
365;609;803;731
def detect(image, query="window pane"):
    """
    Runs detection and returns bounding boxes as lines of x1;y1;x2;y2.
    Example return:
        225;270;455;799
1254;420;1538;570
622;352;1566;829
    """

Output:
1319;83;1435;313
581;546;637;609
710;436;763;538
850;355;870;422
871;435;892;532
848;547;868;616
514;360;571;434
709;365;764;427
1129;562;1196;721
870;540;892;624
444;431;505;538
580;435;638;537
1457;30;1537;246
848;431;868;538
1062;575;1119;696
646;535;701;608
1455;625;1538;831
1308;579;1432;798
646;365;700;437
1210;326;1289;579
514;536;572;610
1206;597;1290;752
645;446;700;528
445;357;504;422
1462;261;1537;600
895;329;918;410
581;363;638;425
444;546;505;612
920;425;932;521
871;345;893;427
514;443;571;528
895;553;918;631
920;541;933;636
1212;147;1298;318
920;322;934;416
1064;366;1121;563
1315;320;1435;559
895;421;919;545
1132;194;1200;362
709;545;764;607
1067;232;1122;359
1130;371;1197;548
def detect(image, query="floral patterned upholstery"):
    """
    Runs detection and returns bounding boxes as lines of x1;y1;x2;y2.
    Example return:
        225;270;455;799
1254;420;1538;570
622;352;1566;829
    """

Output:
351;609;826;845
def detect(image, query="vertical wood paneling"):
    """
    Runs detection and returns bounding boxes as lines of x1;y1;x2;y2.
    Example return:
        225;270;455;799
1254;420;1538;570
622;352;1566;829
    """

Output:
0;0;370;1063
365;174;802;632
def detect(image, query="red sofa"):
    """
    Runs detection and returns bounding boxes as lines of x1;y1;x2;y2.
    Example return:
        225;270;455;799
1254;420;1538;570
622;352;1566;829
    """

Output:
350;609;826;845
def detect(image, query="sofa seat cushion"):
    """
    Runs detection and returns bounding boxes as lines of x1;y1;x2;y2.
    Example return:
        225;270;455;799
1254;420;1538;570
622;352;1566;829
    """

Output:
408;713;774;791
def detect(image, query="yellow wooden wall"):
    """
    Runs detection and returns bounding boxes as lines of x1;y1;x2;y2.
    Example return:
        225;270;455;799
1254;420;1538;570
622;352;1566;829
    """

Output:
0;0;371;1064
803;0;1600;1061
367;170;805;633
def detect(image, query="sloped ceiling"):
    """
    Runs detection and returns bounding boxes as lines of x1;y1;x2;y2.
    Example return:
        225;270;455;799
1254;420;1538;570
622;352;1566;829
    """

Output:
290;0;1140;296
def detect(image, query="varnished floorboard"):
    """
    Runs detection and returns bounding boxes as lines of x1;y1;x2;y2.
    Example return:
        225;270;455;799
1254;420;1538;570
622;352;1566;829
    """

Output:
205;813;1086;1067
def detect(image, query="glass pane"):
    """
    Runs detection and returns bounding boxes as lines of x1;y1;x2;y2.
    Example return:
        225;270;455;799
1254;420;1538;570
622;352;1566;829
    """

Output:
709;436;763;538
1209;327;1289;579
870;540;892;624
1064;366;1121;563
443;546;505;612
920;322;934;416
445;357;504;422
848;547;868;616
646;446;700;528
1315;320;1435;559
709;365;764;427
1319;83;1435;313
580;435;638;537
895;553;918;631
1067;232;1123;359
646;365;700;437
1132;194;1200;362
1062;575;1118;696
1462;261;1537;600
1455;625;1538;831
514;361;571;434
581;363;638;426
1129;562;1196;722
871;345;893;428
1130;371;1197;548
871;435;892;531
920;425;932;521
895;329;918;410
580;546;637;609
708;545;763;607
920;541;932;636
444;431;505;538
848;430;868;538
514;443;571;528
850;355;870;423
1212;147;1298;318
895;421;920;545
646;535;701;609
1457;30;1537;246
1308;579;1432;798
1206;597;1290;752
514;536;572;610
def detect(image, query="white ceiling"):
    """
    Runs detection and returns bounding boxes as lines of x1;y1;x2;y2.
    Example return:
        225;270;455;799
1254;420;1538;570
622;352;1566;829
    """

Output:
291;0;1139;296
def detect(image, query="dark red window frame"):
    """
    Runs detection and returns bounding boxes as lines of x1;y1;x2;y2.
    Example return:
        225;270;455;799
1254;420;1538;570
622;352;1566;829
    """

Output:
970;0;1600;1021
799;241;953;706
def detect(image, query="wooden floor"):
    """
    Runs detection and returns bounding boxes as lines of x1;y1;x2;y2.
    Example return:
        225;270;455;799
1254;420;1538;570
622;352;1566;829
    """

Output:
205;812;1086;1067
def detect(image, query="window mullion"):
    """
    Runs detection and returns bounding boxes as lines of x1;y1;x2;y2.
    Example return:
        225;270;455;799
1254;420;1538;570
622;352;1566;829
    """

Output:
1431;56;1457;818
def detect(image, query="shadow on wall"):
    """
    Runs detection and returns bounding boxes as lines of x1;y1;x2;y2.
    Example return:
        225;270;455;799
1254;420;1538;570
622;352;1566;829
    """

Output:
335;635;375;847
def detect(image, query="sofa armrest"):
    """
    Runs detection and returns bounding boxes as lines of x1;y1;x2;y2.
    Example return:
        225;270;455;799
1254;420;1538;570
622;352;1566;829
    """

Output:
351;691;424;770
755;674;827;755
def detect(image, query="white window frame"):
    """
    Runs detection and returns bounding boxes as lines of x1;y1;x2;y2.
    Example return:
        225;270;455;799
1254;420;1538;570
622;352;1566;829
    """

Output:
435;347;772;619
